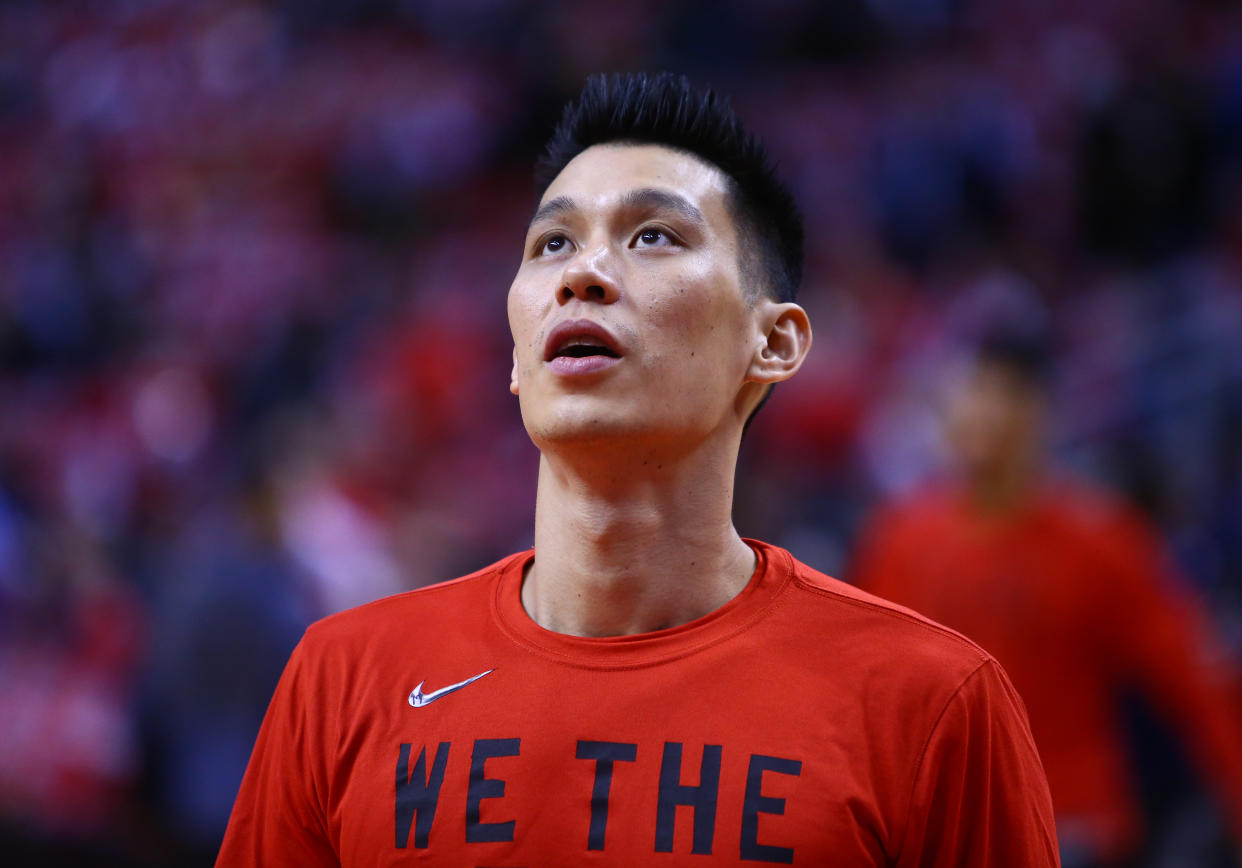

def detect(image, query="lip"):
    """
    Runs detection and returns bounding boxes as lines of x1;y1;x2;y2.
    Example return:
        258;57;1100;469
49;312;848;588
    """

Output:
542;318;625;377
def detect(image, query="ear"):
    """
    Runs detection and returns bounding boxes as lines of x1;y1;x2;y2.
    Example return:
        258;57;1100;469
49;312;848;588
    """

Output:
745;300;812;384
510;347;520;395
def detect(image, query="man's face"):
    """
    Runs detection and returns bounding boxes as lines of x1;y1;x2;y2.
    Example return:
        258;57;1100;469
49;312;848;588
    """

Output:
507;143;765;452
946;361;1045;481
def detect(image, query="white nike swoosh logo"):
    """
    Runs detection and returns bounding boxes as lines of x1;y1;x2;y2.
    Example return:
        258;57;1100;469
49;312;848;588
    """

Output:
408;669;494;707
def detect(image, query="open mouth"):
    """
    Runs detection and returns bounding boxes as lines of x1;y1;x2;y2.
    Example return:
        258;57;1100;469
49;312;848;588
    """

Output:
543;319;624;365
551;339;621;360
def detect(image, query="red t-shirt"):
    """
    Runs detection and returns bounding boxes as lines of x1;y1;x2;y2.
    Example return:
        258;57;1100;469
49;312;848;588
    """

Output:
852;480;1242;861
217;540;1057;866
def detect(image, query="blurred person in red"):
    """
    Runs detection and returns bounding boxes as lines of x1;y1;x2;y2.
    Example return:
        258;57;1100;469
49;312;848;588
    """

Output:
218;73;1058;866
852;332;1242;868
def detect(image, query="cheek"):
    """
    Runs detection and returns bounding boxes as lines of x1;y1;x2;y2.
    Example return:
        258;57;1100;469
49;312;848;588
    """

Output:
644;272;751;379
506;285;543;369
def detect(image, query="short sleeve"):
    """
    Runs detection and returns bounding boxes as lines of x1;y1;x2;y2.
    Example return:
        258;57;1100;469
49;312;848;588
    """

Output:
216;631;340;867
898;659;1060;867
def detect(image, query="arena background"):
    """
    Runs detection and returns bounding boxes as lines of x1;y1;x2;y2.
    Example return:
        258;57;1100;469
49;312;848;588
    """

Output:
1;1;1240;865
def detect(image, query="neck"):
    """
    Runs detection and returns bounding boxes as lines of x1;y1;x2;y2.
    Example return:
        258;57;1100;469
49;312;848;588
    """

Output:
522;431;755;637
965;457;1037;516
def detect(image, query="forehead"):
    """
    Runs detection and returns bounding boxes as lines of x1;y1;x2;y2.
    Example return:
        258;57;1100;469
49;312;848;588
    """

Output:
537;143;734;226
961;363;1045;409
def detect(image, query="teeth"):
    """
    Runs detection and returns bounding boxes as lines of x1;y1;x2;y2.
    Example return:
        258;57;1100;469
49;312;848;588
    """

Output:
558;337;602;353
553;335;617;359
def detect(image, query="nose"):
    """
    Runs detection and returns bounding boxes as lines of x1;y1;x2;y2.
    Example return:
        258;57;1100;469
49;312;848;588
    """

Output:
558;243;620;305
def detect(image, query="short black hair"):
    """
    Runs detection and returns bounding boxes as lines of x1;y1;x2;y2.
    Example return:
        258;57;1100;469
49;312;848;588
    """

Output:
975;329;1053;392
535;72;804;305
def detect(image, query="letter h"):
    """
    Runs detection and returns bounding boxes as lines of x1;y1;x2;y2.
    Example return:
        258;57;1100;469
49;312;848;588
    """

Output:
655;742;721;855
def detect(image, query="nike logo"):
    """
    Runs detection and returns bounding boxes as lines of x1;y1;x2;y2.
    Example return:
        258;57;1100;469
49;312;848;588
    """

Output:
408;669;494;707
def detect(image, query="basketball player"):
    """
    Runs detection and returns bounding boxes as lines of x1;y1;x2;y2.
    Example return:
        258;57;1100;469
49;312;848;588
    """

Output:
853;333;1242;867
217;72;1059;866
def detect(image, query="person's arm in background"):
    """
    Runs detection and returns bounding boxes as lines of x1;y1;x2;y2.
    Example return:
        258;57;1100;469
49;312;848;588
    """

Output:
1089;506;1242;860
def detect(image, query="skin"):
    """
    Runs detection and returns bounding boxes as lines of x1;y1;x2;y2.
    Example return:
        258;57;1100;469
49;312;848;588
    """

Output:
507;143;812;637
945;361;1046;515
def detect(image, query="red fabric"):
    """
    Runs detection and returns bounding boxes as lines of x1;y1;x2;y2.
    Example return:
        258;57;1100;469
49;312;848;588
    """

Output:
852;479;1242;861
218;540;1057;867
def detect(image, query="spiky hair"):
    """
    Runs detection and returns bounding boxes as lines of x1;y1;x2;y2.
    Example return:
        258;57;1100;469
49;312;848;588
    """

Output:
536;72;803;304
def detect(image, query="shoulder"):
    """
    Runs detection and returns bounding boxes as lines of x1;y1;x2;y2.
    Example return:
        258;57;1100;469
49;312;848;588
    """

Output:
297;550;529;658
761;541;994;684
859;482;961;542
757;542;1034;769
1035;476;1164;563
1038;475;1136;529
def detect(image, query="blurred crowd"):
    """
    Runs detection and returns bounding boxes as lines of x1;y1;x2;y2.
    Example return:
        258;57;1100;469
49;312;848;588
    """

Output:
0;0;1240;865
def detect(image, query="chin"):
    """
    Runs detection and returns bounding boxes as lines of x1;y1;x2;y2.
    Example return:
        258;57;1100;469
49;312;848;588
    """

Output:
524;410;639;450
527;414;729;465
519;388;726;452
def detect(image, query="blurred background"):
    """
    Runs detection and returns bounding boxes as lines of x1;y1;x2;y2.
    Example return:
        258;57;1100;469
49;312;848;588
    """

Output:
0;0;1240;865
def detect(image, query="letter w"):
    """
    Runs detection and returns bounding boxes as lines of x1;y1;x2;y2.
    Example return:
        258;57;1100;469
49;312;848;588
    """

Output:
395;742;450;849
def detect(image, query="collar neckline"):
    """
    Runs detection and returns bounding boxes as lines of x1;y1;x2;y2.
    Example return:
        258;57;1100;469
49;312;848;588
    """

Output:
492;539;793;669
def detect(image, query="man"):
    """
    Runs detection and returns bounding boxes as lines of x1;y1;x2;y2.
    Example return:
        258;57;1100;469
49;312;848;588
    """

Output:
852;334;1242;867
218;73;1058;866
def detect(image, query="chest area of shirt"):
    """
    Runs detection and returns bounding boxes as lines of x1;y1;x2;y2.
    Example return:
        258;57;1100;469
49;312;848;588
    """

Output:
326;659;899;866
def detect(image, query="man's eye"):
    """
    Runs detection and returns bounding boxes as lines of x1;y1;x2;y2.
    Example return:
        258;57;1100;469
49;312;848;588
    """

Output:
634;228;670;247
539;235;570;256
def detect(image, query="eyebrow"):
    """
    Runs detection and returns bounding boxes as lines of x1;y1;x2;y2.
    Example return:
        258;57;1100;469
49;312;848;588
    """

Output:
528;195;576;229
527;187;708;230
